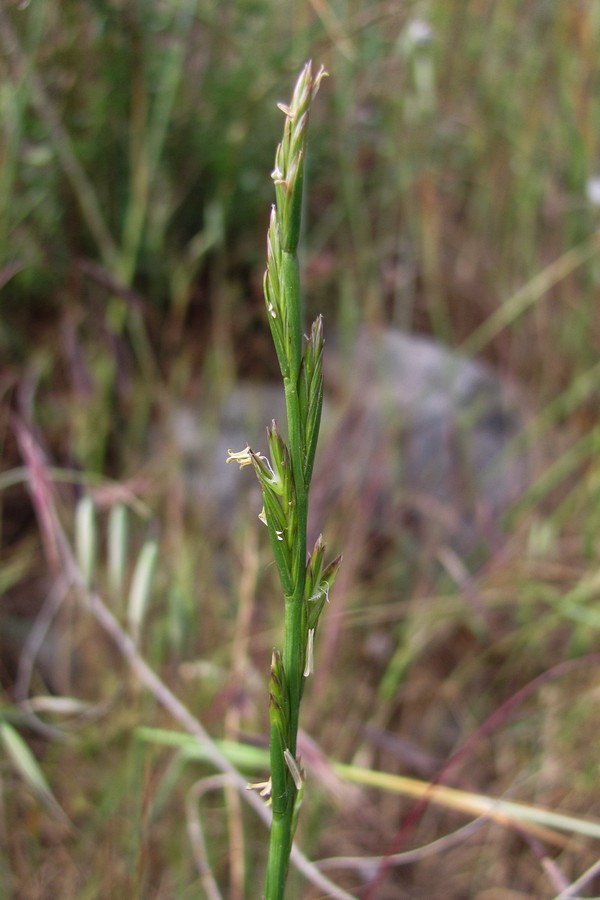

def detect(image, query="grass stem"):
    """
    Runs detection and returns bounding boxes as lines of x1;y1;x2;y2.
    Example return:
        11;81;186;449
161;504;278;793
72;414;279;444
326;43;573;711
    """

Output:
228;61;341;898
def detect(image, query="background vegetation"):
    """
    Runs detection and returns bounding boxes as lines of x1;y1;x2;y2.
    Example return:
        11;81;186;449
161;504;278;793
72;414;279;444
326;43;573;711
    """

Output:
2;1;600;897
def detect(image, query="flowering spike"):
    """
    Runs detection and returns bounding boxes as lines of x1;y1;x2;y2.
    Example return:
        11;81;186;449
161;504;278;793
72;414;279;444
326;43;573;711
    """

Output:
272;62;328;254
228;63;339;897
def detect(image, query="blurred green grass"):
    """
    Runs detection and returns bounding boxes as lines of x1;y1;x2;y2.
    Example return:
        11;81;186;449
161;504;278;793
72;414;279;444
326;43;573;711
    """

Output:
2;1;600;897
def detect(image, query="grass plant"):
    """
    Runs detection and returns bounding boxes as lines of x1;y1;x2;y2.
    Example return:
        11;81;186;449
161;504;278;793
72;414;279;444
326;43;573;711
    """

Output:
226;61;341;898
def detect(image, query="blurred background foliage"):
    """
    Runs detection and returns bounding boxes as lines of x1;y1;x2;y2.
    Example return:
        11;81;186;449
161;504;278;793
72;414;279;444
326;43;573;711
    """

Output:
2;0;600;897
3;1;600;425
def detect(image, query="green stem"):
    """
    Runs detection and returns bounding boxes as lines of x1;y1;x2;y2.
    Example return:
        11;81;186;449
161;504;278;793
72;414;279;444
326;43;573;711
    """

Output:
282;247;308;747
265;267;308;900
265;812;293;900
263;62;328;899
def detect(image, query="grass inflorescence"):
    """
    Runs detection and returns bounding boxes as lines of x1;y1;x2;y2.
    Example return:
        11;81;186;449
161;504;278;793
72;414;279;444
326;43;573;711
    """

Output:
227;62;341;898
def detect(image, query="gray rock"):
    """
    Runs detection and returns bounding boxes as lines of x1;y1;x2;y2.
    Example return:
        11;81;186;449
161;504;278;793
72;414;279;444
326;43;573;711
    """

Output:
313;328;529;555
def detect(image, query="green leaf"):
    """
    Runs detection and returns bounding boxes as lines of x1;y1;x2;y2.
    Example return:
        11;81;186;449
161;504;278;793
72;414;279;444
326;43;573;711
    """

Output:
127;539;159;645
0;722;67;821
